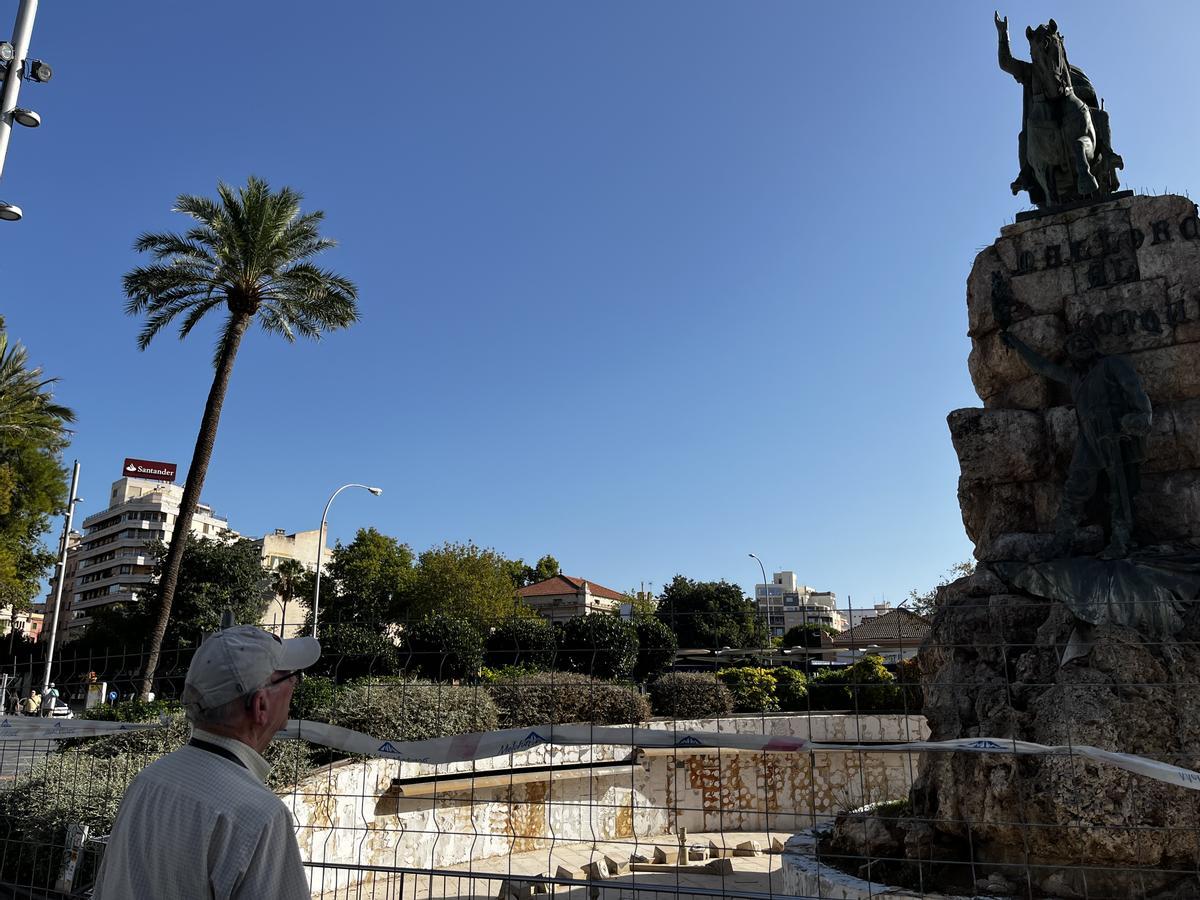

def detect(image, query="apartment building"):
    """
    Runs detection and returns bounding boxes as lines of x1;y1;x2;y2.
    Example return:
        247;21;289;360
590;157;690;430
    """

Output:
61;475;234;639
754;570;846;638
518;575;625;623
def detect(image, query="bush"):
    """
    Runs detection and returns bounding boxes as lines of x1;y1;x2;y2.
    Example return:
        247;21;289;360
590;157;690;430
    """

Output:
774;667;808;711
845;654;903;710
291;674;336;720
647;672;733;719
485;616;556;670
310;623;400;679
807;668;852;710
716;667;778;712
895;657;923;711
555;615;639;680
487;671;650;728
633;616;678;681
81;697;181;722
400;613;485;681
781;623;835;648
323;678;498;742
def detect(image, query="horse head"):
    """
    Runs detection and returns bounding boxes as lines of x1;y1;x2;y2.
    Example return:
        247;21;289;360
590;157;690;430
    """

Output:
1026;19;1072;98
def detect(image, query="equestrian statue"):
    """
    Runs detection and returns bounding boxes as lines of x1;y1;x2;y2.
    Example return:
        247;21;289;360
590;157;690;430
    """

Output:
995;12;1123;208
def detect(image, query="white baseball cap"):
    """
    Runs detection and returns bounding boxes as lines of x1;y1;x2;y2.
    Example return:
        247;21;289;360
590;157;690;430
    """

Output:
182;625;320;712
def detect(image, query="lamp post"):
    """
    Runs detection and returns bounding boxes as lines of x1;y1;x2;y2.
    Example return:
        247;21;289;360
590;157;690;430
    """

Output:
311;483;382;639
0;0;52;221
42;459;80;696
748;552;768;639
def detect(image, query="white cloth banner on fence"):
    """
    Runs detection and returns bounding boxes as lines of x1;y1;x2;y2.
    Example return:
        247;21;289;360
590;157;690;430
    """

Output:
0;716;161;740
277;719;1200;793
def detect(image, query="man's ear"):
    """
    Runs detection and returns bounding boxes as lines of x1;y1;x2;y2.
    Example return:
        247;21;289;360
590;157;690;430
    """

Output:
249;690;270;726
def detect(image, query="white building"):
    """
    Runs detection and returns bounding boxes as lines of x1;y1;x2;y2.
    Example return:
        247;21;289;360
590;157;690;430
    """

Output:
518;575;625;623
61;476;234;639
754;570;846;638
844;601;894;629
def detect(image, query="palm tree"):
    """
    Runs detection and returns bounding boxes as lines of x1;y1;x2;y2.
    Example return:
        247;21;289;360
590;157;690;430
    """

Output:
270;558;309;637
124;177;359;696
0;329;75;437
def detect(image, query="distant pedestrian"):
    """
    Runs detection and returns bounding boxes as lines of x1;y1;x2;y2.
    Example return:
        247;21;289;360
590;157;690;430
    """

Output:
21;690;39;716
92;626;320;899
40;683;58;717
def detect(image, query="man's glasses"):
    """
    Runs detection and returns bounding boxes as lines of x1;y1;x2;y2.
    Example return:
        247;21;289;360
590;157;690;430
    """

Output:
267;670;304;688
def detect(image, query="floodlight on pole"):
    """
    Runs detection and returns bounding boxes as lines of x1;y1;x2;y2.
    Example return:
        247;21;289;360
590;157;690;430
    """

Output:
12;108;38;128
0;0;50;220
311;483;383;640
0;201;21;221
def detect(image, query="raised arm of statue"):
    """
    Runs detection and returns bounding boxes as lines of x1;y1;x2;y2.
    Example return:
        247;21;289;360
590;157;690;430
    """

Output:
1000;331;1073;385
995;11;1030;83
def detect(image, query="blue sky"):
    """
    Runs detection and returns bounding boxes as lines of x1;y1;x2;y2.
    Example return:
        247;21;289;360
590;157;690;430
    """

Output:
4;1;1198;612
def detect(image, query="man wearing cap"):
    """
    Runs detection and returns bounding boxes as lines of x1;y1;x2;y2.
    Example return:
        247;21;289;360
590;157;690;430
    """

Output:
92;625;320;899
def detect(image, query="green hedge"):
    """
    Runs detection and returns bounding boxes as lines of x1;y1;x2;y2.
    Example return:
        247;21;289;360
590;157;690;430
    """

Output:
324;678;498;742
647;672;733;719
555;615;639;680
399;614;485;681
485;617;556;670
774;667;809;711
487;671;650;728
632;616;678;681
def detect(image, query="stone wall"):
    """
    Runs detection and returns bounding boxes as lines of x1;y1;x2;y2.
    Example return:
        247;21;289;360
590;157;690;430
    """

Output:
956;193;1200;556
285;713;926;889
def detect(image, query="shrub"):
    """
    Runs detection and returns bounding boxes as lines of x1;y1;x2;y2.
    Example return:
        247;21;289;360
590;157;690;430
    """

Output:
81;697;181;722
773;667;809;711
845;654;903;710
310;623;400;679
807;668;852;710
400;613;485;681
323;678;498;742
291;674;336;720
781;623;836;648
555;615;639;680
716;667;778;712
487;671;649;728
632;616;678;681
895;657;923;712
485;616;556;670
479;663;542;683
647;672;733;719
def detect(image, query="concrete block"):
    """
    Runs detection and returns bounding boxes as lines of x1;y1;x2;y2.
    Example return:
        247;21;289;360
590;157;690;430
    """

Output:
733;839;762;857
603;853;628;875
703;857;734;875
582;861;608;881
652;846;679;864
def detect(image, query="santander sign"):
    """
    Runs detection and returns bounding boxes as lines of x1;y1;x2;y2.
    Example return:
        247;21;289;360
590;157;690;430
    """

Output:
122;458;177;483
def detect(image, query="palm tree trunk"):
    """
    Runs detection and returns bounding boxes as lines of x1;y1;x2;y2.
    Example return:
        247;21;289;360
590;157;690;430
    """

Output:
138;314;251;698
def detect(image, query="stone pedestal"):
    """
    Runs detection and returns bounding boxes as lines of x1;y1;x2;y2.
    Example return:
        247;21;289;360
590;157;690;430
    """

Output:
910;194;1200;897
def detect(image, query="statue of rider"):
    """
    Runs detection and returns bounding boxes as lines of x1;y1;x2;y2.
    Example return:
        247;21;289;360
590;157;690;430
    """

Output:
994;12;1123;207
1001;328;1151;559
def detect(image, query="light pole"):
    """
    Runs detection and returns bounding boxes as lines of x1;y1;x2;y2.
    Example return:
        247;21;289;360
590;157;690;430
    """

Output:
748;552;768;639
0;0;53;221
42;459;80;696
311;483;382;639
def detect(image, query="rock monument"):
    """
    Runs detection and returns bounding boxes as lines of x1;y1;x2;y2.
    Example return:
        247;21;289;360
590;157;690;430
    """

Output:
830;17;1200;899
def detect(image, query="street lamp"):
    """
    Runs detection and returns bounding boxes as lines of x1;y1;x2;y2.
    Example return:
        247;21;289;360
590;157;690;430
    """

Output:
748;552;768;635
0;0;53;220
311;483;382;639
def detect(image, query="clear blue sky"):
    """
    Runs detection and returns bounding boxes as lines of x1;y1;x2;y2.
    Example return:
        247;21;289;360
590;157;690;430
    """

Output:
4;1;1198;612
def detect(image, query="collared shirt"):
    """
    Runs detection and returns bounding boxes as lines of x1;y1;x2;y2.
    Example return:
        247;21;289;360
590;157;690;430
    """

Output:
92;728;310;900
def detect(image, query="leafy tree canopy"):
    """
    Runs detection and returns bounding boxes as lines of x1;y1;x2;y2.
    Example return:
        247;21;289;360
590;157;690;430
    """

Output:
0;325;73;613
781;622;839;648
505;553;562;589
311;527;413;628
905;561;976;618
403;541;525;625
655;575;768;650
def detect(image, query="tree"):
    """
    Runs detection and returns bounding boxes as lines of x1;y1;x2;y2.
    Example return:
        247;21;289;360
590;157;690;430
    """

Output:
632;615;677;681
124;176;359;696
0;326;73;613
654;575;768;649
556;614;639;680
402;542;525;625
905;561;976;618
400;613;485;681
781;622;839;648
485;616;556;669
308;527;413;628
505;553;562;588
270;558;308;635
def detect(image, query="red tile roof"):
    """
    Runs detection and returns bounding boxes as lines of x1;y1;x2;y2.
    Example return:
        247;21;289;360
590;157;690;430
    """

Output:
518;575;626;603
836;608;930;646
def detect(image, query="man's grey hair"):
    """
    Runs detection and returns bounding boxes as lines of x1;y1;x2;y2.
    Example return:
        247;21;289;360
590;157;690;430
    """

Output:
185;695;247;728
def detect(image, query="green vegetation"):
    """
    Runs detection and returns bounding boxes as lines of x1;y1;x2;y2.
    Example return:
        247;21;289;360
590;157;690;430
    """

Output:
555;614;640;680
654;575;768;649
716;666;779;712
647;672;733;719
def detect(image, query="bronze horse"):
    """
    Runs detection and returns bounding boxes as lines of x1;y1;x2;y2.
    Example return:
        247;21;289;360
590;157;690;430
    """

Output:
996;15;1122;208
